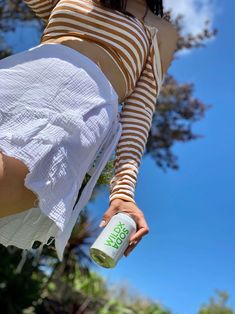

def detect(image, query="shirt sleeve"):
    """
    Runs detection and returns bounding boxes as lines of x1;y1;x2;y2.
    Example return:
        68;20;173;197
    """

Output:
23;0;59;23
109;35;162;205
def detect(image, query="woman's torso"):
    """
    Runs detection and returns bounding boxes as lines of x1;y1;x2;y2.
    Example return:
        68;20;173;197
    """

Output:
41;0;178;103
41;36;128;103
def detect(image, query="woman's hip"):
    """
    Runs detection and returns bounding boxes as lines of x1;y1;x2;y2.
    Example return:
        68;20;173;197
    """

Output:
0;42;119;144
0;42;119;112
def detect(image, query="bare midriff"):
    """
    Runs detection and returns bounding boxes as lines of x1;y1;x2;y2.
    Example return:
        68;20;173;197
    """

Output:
41;36;127;103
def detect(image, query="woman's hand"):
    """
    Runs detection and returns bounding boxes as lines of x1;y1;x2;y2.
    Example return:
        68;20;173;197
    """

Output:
99;198;150;257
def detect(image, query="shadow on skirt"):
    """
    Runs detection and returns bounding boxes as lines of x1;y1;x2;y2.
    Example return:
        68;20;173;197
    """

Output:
0;43;122;261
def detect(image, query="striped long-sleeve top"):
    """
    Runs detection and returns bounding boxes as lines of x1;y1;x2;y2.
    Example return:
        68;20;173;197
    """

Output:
23;0;163;205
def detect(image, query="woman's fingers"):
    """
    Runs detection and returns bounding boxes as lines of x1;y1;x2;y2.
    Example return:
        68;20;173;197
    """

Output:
99;205;117;227
129;214;149;243
124;214;149;257
100;198;150;257
124;238;141;257
129;226;149;243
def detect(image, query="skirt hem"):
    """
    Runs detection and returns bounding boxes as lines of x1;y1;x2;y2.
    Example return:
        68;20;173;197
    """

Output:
0;137;78;252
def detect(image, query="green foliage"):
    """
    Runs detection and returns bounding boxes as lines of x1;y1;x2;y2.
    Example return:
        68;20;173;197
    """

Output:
0;227;234;314
0;209;173;314
97;159;115;186
32;263;171;313
74;267;108;297
199;290;235;314
0;246;44;313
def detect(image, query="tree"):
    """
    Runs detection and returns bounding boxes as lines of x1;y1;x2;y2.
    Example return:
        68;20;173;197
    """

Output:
0;246;44;313
198;290;235;314
146;74;212;170
29;264;172;313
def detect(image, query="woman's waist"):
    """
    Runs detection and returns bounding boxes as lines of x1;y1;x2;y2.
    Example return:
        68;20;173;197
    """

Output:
41;36;127;103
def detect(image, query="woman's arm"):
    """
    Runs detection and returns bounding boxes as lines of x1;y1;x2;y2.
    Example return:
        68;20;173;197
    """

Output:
100;20;178;256
108;52;158;205
23;0;59;23
100;50;158;257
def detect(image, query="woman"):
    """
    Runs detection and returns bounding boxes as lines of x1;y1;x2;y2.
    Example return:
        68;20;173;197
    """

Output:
0;0;178;260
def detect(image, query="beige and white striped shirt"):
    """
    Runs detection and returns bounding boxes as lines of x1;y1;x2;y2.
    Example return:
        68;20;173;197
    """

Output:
23;0;163;205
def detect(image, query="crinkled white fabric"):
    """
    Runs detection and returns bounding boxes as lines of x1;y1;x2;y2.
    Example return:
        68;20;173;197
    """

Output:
0;43;122;261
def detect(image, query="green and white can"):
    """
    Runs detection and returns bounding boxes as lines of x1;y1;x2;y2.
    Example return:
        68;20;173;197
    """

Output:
90;212;137;268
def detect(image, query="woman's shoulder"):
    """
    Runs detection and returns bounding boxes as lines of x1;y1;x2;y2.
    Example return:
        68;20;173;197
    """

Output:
144;13;179;75
144;12;179;44
125;0;179;75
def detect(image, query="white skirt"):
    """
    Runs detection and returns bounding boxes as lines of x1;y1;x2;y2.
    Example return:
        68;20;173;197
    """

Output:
0;43;122;261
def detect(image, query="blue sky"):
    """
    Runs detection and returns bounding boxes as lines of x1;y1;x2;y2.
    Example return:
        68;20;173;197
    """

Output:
4;0;235;313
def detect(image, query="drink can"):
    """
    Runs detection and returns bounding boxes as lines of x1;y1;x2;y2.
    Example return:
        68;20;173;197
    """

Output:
90;212;137;268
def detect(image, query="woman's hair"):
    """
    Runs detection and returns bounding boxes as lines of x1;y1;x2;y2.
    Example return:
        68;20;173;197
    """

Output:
99;0;164;19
